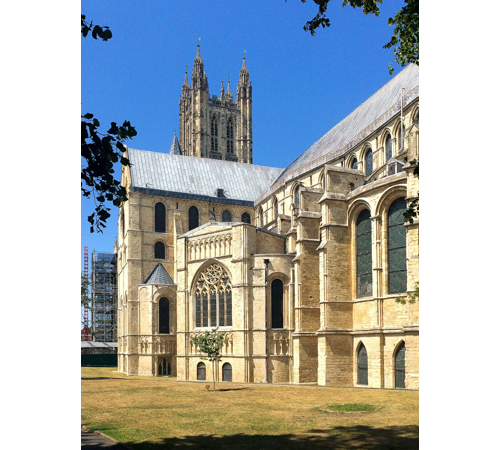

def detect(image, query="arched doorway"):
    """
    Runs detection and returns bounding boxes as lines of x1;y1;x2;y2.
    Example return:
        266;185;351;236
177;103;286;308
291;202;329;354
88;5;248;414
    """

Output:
158;357;170;376
357;343;368;385
395;342;406;388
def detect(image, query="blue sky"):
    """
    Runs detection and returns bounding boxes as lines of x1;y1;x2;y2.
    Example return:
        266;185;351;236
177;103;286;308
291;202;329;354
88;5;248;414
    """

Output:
81;0;407;267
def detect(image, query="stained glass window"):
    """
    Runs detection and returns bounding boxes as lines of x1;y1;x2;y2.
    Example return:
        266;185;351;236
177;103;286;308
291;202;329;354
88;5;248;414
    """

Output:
386;134;392;162
222;210;232;222
365;149;373;176
241;212;251;224
194;263;232;328
356;209;372;297
351;157;358;170
388;198;407;294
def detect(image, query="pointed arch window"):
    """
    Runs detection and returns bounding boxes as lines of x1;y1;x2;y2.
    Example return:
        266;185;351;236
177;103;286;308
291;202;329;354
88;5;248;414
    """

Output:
365;149;373;176
356;209;372;297
294;186;300;205
357;343;368;385
351;157;358;170
395;342;406;388
154;242;166;259
388;198;407;294
259;207;264;227
241;212;251;224
155;202;166;233
222;210;232;222
271;279;284;329
194;263;232;328
274;199;279;220
189;206;199;231
385;133;392;162
399;123;406;152
159;297;170;334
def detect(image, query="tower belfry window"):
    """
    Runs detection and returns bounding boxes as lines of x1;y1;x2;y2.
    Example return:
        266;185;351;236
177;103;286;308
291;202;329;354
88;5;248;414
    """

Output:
226;118;234;154
211;116;218;152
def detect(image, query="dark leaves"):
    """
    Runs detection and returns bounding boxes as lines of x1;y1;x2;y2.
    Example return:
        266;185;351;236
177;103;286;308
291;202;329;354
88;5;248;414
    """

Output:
81;113;136;233
292;0;418;73
81;15;113;41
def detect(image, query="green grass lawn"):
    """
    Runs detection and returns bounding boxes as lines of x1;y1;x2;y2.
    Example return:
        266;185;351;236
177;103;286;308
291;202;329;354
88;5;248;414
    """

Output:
81;367;418;449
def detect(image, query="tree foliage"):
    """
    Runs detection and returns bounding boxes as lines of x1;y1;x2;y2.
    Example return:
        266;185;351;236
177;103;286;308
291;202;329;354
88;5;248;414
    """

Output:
81;14;136;233
191;328;228;391
292;0;419;73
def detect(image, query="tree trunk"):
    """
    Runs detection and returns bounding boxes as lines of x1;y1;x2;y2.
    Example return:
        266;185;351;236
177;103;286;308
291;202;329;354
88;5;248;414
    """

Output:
212;360;216;391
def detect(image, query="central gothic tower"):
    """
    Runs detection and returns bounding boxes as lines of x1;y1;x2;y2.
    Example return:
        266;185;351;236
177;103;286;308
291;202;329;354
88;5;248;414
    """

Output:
178;44;253;163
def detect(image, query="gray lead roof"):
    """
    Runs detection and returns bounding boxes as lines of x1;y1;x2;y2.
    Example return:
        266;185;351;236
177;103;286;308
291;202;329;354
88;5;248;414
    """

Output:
144;263;175;285
271;64;419;186
127;149;283;203
169;134;182;155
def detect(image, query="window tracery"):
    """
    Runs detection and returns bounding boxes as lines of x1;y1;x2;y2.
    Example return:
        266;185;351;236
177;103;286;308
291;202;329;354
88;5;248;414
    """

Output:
194;263;232;328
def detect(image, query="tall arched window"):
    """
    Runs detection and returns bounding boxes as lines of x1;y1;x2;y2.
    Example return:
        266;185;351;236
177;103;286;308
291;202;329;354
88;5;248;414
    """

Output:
155;202;166;233
222;362;232;382
211;116;218;152
197;362;206;380
356;209;372;297
365;149;373;176
395;342;406;388
271;279;284;329
159;297;170;334
351;157;358;170
274;199;279;220
357;343;368;385
385;133;392;162
259;207;263;227
398;123;405;152
241;212;251;224
226;118;234;154
195;263;232;327
189;206;199;231
154;242;166;259
294;185;300;205
388;198;407;294
222;210;232;222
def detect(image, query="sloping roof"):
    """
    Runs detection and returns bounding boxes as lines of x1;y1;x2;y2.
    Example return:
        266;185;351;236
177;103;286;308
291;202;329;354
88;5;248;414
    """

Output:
271;64;419;186
127;149;283;204
169;134;182;155
144;263;175;285
81;342;118;348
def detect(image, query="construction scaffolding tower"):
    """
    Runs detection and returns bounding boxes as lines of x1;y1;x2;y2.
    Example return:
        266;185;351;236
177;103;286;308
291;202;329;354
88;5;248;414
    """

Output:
91;250;117;342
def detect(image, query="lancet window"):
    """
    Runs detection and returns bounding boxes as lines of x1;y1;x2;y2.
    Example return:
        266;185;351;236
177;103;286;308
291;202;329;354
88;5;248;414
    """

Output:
194;263;232;328
226;118;234;154
386;133;392;162
211;116;218;152
365;149;373;175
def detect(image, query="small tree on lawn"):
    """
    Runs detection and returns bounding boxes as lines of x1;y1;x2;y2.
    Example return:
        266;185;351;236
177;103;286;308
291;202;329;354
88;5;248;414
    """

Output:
191;328;228;391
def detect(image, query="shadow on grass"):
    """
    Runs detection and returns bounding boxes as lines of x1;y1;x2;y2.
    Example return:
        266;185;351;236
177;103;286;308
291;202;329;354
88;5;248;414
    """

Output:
121;425;419;450
211;387;251;392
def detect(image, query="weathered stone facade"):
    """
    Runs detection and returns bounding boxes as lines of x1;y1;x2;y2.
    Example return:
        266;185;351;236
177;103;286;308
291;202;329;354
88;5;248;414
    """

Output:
117;57;419;389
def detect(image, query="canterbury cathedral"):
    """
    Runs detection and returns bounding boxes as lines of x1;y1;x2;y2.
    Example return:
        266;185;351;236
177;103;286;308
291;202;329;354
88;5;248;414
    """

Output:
116;44;419;390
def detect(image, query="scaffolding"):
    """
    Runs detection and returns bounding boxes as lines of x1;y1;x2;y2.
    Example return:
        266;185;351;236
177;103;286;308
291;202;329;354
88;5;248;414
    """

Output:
91;250;117;342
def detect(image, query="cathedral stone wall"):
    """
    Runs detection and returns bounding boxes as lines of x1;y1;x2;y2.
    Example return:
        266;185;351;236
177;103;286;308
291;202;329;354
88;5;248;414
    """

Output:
117;61;419;389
